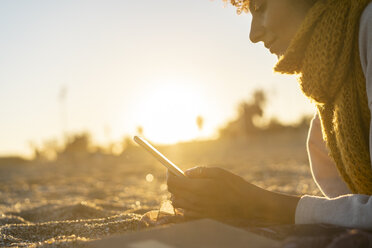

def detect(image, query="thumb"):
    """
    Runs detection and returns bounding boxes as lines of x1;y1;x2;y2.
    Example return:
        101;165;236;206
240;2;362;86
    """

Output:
185;166;230;179
184;166;205;178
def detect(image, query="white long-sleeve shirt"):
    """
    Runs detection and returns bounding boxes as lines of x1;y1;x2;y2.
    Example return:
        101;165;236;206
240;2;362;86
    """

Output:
295;2;372;229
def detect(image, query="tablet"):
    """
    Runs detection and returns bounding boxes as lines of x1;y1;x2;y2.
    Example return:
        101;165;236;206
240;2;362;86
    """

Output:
133;136;185;177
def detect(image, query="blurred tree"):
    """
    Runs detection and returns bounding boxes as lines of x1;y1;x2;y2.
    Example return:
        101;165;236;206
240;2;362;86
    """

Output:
29;141;41;161
29;139;59;161
196;115;204;131
58;133;91;162
121;135;136;152
109;142;123;155
265;117;286;132
104;125;111;141
136;126;144;136
43;139;59;160
0;156;29;166
59;85;68;140
219;89;266;139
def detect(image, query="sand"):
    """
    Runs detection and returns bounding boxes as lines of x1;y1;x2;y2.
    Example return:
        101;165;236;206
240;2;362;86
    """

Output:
0;132;321;247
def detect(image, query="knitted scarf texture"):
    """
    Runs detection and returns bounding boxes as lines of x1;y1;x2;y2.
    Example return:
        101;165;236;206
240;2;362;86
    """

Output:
275;0;372;194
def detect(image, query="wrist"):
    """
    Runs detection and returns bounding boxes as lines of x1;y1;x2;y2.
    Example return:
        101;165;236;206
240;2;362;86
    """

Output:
261;189;301;224
243;185;301;224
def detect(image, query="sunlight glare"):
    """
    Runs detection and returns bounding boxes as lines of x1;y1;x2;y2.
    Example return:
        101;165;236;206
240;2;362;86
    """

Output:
135;79;206;144
146;173;154;182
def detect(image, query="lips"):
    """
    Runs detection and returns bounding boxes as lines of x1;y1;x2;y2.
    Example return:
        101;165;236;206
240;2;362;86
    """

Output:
264;39;277;54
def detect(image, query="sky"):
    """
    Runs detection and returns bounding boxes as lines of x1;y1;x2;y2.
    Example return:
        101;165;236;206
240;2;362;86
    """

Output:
0;0;315;157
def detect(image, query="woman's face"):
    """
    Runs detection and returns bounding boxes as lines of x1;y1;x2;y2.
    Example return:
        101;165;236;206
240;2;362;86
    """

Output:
249;0;313;56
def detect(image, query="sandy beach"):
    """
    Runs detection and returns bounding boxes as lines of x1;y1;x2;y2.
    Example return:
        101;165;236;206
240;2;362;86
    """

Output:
0;131;321;247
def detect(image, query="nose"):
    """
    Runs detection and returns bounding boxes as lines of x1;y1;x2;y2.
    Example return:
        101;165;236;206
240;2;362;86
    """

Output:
249;17;265;43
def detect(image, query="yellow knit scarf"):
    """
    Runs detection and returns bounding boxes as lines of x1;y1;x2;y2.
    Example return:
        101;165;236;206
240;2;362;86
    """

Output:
275;0;372;194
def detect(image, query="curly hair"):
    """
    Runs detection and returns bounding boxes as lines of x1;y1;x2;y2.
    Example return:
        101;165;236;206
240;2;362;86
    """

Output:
225;0;319;14
223;0;249;14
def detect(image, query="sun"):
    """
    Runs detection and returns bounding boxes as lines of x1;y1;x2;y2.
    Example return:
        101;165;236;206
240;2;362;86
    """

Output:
134;79;206;144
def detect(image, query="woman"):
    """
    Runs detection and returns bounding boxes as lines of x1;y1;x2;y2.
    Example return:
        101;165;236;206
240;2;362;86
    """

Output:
167;0;372;229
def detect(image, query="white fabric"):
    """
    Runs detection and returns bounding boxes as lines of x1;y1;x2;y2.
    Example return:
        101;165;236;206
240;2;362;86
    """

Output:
306;114;351;198
294;2;372;229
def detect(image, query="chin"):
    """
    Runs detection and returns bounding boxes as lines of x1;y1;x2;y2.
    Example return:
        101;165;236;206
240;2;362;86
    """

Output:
275;49;287;59
269;47;283;57
270;50;282;58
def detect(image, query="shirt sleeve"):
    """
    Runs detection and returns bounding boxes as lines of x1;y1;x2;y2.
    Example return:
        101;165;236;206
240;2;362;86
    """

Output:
306;114;350;198
296;115;367;229
294;3;372;230
359;2;372;164
296;194;372;229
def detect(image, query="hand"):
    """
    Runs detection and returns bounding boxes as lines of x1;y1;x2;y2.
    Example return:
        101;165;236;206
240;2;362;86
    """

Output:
167;166;268;220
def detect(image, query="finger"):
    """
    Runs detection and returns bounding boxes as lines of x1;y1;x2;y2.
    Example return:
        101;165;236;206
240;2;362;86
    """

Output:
167;171;194;186
171;195;203;212
185;166;237;180
168;181;188;196
169;185;211;206
184;166;207;178
167;172;191;190
171;194;233;219
171;189;219;211
167;174;213;196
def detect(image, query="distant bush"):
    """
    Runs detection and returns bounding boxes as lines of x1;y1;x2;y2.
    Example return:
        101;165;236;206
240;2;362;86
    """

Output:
218;90;312;139
57;133;92;162
219;90;266;139
0;156;29;166
196;115;204;131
